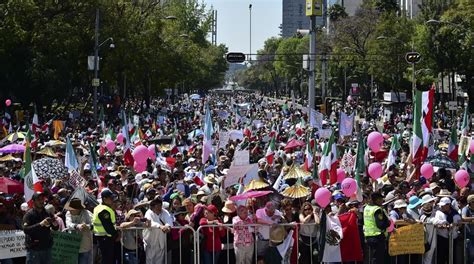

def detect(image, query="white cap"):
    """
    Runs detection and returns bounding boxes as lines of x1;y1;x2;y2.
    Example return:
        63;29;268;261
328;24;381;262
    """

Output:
438;197;451;206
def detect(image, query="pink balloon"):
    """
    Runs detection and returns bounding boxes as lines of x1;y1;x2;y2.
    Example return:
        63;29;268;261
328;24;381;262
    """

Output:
367;131;384;153
368;162;383;180
455;170;470;188
133;161;147;173
116;133;124;144
314;188;331;208
148;144;156;161
388;219;395;233
420;164;434;180
5;99;11;107
341;178;357;197
105;139;116;153
336;168;346;183
470;140;474;154
132;145;149;164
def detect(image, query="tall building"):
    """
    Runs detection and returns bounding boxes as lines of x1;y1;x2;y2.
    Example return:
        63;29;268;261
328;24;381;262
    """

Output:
281;0;309;38
399;0;423;18
337;0;363;16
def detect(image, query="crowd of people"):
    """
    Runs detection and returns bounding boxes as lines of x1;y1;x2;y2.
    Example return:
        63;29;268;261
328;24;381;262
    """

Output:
0;92;473;264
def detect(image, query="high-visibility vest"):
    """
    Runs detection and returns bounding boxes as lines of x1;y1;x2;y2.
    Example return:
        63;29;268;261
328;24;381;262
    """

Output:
92;204;116;237
363;204;386;237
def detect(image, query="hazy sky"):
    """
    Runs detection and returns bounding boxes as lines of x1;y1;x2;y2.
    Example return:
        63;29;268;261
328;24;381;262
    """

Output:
204;0;282;54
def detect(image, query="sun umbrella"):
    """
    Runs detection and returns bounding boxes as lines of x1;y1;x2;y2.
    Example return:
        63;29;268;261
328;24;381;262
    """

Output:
32;157;68;180
284;138;305;151
284;165;311;180
44;140;66;147
7;132;25;142
36;147;58;158
229;190;273;201
245;178;270;191
426;155;459;170
0;144;25;154
0;177;23;194
281;184;310;198
0;154;20;162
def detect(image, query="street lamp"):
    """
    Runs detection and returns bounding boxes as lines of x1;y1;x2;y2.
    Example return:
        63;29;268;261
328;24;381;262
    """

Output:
92;9;116;125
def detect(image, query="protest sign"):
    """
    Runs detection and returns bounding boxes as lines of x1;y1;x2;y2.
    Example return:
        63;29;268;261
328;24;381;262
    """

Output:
339;112;354;138
52;231;82;264
0;230;26;259
233;150;250;166
223;163;258;188
266;111;272;120
68;170;86;188
318;129;332;139
218;132;230;149
310;109;323;129
388;224;425;256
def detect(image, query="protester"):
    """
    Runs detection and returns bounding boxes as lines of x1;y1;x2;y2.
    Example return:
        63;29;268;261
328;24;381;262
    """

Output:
23;192;59;264
232;205;254;264
143;197;173;264
65;198;93;264
120;209;148;264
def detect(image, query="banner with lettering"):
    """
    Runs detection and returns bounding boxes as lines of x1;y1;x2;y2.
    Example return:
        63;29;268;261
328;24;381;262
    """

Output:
388;224;425;256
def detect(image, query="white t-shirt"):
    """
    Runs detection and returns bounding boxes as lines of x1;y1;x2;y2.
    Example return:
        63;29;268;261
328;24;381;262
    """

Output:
255;208;282;240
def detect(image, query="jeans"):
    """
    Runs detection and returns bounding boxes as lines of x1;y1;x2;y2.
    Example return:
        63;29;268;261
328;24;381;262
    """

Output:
96;236;115;264
0;259;13;264
202;250;221;264
78;250;92;264
26;249;52;264
124;251;138;264
366;235;387;264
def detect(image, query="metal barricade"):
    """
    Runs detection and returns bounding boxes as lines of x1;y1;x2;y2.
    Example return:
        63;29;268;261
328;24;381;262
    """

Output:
114;225;196;264
195;222;319;264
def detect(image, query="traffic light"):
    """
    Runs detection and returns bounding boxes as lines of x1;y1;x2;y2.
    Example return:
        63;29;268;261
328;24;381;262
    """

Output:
405;52;421;64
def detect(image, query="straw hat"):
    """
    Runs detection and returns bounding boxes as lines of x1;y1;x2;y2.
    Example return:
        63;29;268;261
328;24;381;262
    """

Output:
269;225;287;244
221;200;237;214
125;209;141;220
436;189;452;197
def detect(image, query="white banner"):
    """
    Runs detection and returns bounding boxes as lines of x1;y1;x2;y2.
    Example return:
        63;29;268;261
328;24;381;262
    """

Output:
339;112;355;138
0;230;26;259
233;150;250;166
218;132;230;149
310;109;323;129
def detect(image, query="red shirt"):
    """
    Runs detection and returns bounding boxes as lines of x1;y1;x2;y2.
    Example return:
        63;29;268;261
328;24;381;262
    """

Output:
199;218;225;252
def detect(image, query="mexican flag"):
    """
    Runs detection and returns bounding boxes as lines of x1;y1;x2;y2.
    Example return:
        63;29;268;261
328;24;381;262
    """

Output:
304;136;313;171
421;86;434;160
130;126;141;146
411;89;424;166
353;134;367;202
386;134;401;170
448;126;458;161
202;104;214;164
461;105;470;136
321;211;363;262
266;135;276;165
318;130;337;185
23;130;43;205
105;127;116;141
121;110;134;166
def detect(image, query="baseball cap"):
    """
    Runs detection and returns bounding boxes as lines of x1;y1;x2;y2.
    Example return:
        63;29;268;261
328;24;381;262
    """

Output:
31;192;45;201
101;189;118;201
438;197;451;206
206;204;218;215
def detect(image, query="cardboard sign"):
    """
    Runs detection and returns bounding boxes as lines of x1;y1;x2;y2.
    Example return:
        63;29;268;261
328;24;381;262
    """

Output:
218;132;230;149
0;230;26;259
388;224;425;256
223;163;258;188
51;231;82;264
233;150;250;166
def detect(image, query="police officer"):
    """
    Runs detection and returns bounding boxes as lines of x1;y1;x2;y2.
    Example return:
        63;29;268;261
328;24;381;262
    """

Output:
363;192;390;264
93;189;118;264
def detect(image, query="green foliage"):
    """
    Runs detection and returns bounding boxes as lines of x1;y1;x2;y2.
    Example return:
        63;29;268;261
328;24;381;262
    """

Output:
0;0;227;107
329;4;348;22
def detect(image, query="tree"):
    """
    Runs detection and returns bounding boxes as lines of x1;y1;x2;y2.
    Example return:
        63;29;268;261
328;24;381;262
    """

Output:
329;4;348;22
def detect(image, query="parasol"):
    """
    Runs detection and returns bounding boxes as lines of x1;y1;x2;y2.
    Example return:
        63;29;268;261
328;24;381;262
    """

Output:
0;177;23;194
0;144;25;154
44;140;66;147
229;190;272;201
7;132;25;142
32;157;68;179
426;155;459;170
284;138;305;150
36;147;58;158
283;165;311;180
281;184;310;198
245;178;270;191
0;154;20;162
